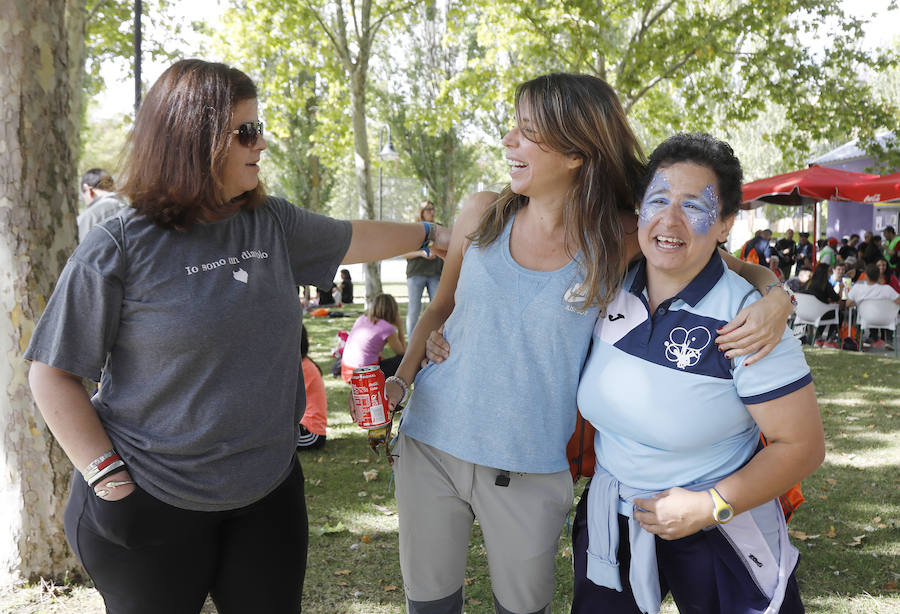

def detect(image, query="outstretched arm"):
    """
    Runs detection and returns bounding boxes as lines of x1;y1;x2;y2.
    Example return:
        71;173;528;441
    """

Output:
342;220;450;264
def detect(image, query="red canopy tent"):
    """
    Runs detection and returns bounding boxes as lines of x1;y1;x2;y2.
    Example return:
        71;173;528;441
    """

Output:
851;172;900;203
741;165;881;209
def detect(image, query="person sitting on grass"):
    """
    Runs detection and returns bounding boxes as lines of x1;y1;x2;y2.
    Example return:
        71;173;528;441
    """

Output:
340;293;406;382
298;324;328;450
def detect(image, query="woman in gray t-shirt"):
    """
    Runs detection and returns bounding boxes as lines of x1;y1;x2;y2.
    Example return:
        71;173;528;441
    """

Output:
25;59;447;614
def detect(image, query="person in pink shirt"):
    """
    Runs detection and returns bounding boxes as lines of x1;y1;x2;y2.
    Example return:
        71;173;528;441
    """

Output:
298;325;328;450
340;294;406;382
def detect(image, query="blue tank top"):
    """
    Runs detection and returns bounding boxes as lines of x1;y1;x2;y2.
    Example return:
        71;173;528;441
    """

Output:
399;214;601;473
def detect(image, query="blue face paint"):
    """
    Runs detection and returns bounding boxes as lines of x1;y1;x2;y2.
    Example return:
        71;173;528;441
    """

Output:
639;171;670;226
639;170;720;234
683;184;719;234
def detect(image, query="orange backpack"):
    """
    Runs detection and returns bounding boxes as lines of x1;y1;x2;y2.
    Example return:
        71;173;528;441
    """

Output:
567;411;596;482
760;433;805;522
741;240;761;265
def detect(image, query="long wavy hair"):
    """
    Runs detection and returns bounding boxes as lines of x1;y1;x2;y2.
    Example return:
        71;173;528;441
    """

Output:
119;59;266;230
469;73;645;311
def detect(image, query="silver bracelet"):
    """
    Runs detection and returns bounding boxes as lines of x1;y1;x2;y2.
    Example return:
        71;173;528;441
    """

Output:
86;459;126;487
385;375;410;406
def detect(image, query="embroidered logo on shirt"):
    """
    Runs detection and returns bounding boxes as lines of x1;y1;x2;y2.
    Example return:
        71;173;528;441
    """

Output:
663;326;711;369
563;284;588;313
233;268;249;284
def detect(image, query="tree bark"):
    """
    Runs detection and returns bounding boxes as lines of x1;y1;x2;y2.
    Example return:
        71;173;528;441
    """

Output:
0;0;86;586
349;48;382;303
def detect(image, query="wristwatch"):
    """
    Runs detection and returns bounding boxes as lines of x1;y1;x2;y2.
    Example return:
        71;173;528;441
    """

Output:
709;487;735;524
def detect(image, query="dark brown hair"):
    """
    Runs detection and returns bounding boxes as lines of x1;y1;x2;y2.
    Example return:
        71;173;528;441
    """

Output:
469;73;646;311
119;59;265;230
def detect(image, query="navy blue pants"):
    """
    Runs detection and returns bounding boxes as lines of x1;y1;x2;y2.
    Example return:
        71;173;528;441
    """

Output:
65;457;308;614
571;489;805;614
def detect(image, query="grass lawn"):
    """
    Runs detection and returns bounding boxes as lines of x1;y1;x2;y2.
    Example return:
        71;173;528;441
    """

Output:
3;301;899;613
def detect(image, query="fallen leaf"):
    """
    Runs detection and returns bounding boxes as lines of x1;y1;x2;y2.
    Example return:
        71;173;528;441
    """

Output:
384;585;399;592
361;535;372;543
316;456;324;463
373;504;395;515
848;535;866;547
873;516;882;523
464;577;474;586
363;469;379;482
334;569;351;576
825;478;837;485
469;599;482;605
336;580;349;586
823;525;837;538
358;491;368;497
883;582;898;591
789;529;808;541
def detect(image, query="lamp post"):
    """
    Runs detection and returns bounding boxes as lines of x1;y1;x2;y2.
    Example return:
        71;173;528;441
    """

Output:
377;126;400;220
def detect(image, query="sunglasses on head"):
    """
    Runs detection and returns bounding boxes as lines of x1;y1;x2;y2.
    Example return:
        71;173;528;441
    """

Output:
232;121;264;147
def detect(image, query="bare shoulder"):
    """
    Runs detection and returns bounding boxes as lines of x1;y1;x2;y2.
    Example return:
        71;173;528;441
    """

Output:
454;191;499;235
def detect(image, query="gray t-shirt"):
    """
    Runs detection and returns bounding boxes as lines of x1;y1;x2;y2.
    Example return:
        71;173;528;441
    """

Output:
77;193;128;242
25;197;352;511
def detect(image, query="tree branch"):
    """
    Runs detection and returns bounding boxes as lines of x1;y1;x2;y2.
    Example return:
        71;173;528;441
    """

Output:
623;49;695;114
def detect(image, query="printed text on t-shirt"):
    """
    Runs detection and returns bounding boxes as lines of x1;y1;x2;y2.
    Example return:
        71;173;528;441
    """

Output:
184;250;269;275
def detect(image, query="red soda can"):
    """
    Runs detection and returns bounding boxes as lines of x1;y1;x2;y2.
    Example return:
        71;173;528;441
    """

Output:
350;366;391;429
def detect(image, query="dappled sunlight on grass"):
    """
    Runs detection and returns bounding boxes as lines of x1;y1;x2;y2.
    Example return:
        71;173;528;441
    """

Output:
805;594;900;613
821;396;900;408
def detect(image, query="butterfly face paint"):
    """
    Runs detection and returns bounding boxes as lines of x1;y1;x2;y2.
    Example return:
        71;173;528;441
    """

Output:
639;169;720;234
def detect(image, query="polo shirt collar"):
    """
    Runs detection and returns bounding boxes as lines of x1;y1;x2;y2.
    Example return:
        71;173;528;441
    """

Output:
627;250;725;307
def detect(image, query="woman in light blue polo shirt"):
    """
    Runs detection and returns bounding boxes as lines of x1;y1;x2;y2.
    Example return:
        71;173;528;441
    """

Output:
572;133;824;614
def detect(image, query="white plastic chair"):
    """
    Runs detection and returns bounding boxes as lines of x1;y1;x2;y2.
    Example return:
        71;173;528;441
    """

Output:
856;299;900;357
792;294;839;345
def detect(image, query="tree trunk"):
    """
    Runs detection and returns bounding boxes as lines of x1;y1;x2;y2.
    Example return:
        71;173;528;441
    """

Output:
0;0;86;587
349;65;382;303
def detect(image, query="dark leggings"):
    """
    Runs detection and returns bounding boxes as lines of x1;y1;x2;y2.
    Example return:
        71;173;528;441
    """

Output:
65;457;308;614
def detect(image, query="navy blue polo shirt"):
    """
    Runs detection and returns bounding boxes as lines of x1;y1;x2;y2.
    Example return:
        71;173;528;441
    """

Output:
577;253;812;490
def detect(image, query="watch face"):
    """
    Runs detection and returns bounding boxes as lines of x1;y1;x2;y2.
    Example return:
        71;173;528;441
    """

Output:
717;507;734;523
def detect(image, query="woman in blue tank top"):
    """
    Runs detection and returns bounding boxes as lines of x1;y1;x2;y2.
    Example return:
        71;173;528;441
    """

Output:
378;75;794;614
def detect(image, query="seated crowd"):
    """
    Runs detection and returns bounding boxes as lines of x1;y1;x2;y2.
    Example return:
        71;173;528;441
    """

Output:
743;225;900;349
